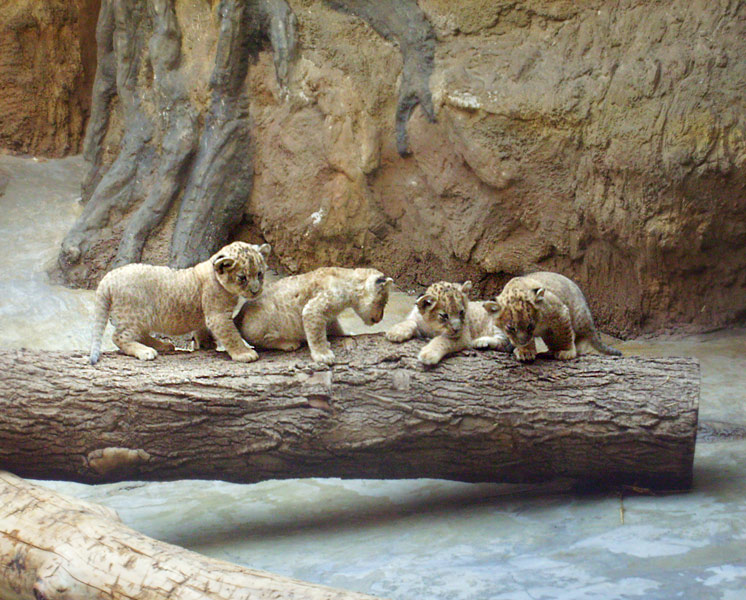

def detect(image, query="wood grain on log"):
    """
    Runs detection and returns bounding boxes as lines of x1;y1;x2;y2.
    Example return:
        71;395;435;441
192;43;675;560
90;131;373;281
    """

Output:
0;471;377;600
0;335;698;489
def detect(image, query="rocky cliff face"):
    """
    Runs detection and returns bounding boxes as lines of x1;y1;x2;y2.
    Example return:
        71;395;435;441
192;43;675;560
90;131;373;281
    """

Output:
7;0;746;336
247;0;746;336
0;0;99;157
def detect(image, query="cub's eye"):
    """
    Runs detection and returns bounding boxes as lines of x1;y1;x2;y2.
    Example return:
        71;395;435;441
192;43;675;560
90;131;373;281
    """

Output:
439;312;448;322
459;310;465;319
238;274;248;284
506;325;516;333
257;271;264;282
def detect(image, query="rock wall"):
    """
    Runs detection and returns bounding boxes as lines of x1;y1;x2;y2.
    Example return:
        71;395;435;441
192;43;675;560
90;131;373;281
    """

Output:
14;0;746;335
249;0;746;335
0;0;99;157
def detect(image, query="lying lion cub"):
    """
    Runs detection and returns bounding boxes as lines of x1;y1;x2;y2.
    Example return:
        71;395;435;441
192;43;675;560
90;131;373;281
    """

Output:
485;271;622;362
234;267;394;365
89;242;270;364
386;280;511;365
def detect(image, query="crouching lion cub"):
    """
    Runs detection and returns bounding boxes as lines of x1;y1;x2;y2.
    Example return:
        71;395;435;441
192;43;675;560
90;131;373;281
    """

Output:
484;271;621;362
234;267;394;365
386;281;511;365
89;242;271;364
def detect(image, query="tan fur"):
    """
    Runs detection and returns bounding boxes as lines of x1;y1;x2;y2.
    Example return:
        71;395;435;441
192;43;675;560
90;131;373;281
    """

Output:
90;242;271;364
484;271;622;362
234;267;394;365
386;281;510;365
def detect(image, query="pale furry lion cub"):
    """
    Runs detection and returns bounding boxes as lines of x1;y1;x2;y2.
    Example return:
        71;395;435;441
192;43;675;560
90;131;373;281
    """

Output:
89;242;271;364
484;271;622;362
235;267;394;365
386;281;510;365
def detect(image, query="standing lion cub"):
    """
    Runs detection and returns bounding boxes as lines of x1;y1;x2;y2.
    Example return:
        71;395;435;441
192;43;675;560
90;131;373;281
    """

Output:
485;271;622;362
89;242;271;364
234;267;394;365
386;280;511;365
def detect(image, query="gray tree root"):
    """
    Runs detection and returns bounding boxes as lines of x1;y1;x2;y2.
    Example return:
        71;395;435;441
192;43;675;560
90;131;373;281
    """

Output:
56;0;298;286
0;335;698;489
0;471;377;600
326;0;436;155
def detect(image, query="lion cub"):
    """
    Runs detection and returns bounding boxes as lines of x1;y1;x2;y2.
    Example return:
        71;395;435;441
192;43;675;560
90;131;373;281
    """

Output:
386;281;510;365
484;271;622;362
89;242;271;364
234;267;394;365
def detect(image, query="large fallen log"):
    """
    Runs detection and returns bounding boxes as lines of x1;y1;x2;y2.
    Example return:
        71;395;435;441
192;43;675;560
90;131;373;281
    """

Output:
0;471;376;600
0;335;698;489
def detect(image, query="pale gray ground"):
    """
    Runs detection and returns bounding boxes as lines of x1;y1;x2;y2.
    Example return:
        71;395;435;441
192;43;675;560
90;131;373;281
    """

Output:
1;154;744;599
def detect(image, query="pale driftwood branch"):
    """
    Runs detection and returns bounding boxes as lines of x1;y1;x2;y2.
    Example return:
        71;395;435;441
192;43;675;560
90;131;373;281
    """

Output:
0;335;698;489
0;471;377;600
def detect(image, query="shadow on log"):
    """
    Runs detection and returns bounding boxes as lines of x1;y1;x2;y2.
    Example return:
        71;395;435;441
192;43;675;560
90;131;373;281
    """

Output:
0;335;698;489
0;471;377;600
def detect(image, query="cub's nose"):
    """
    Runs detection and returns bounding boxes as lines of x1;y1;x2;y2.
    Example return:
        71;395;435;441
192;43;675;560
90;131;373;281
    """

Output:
249;280;262;295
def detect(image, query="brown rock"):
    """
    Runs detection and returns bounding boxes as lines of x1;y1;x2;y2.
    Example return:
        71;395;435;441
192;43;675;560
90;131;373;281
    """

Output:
0;0;99;157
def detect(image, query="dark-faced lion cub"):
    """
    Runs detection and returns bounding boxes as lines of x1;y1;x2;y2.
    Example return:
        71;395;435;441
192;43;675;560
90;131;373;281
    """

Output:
485;271;621;362
386;280;510;365
89;242;270;364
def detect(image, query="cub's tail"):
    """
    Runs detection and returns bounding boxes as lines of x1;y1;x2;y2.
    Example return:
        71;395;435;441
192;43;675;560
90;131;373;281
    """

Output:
89;284;111;365
590;332;622;356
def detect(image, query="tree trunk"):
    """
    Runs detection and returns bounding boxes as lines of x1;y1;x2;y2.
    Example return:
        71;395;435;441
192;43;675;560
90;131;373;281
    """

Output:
0;335;698;489
56;0;299;286
0;471;377;600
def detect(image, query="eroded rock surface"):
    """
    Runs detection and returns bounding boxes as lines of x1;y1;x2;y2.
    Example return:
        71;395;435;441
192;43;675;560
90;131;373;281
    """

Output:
37;0;746;335
0;0;98;157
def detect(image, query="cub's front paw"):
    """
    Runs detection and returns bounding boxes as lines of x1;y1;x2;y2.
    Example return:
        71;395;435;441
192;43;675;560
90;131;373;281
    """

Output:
311;349;336;365
471;336;494;350
386;324;412;343
513;346;536;362
554;348;577;360
418;346;443;366
232;348;259;363
135;347;158;361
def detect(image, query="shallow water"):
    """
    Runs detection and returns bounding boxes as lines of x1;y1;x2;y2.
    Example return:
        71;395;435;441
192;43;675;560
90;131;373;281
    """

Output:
1;154;745;599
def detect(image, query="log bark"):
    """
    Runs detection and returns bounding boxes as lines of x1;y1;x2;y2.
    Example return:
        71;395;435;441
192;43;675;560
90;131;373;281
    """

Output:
0;471;376;600
0;335;698;489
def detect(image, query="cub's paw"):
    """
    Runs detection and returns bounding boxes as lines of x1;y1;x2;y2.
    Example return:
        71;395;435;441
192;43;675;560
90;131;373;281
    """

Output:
554;348;577;360
135;347;158;361
471;336;494;350
418;346;443;366
232;348;259;363
513;346;536;362
311;349;336;365
277;341;302;352
386;324;412;343
152;339;175;352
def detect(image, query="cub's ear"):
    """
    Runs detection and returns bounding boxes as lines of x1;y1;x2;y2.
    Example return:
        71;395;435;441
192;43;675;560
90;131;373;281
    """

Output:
213;255;236;274
533;287;545;303
483;299;501;314
416;294;434;312
256;243;271;260
375;276;394;291
460;280;473;295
